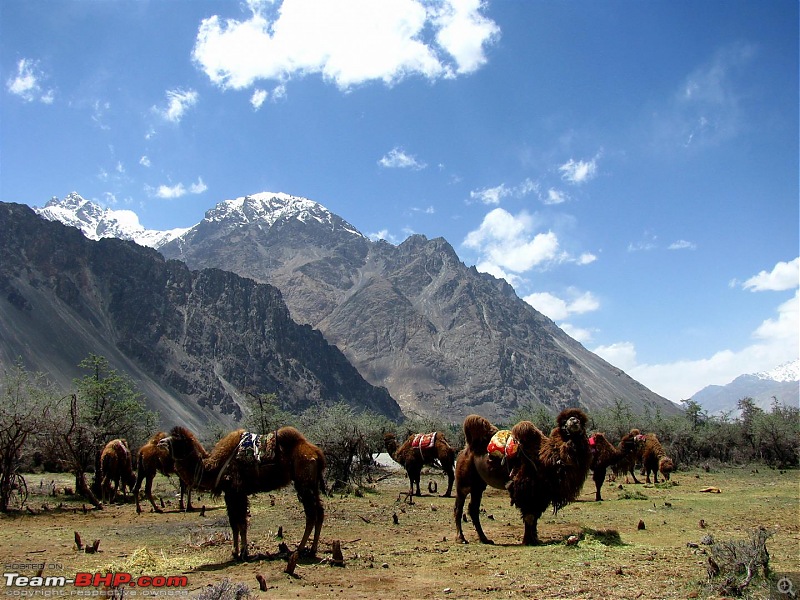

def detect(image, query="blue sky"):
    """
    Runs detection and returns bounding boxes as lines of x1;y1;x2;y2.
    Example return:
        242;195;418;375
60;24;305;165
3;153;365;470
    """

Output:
2;0;798;403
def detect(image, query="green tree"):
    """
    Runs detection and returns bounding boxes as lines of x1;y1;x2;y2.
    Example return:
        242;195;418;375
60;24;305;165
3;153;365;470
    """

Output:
45;354;157;507
242;391;291;434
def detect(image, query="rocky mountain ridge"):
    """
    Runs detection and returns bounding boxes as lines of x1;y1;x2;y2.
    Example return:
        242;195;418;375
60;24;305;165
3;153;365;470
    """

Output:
33;192;681;421
1;202;402;430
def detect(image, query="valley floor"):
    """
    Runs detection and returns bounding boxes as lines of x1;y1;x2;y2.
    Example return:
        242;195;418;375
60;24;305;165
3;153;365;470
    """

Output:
0;466;797;599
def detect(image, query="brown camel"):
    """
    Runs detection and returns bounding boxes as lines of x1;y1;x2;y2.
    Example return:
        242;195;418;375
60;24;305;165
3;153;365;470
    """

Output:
132;432;202;513
588;432;639;501
159;426;325;560
640;433;675;483
383;431;456;497
100;439;136;504
612;429;647;483
454;408;592;546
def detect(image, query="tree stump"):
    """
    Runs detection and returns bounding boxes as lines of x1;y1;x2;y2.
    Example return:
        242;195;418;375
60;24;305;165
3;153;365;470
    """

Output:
331;540;345;567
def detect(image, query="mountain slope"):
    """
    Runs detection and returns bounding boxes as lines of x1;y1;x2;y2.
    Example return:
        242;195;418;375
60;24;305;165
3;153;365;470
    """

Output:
0;202;402;430
691;360;799;414
155;192;680;421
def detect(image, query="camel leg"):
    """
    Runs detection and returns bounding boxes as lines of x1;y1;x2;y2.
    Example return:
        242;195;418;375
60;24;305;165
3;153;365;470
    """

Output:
522;513;540;546
225;491;249;560
146;476;162;513
442;464;454;497
629;468;641;484
185;485;194;511
296;486;324;556
407;464;422;496
454;489;469;544
593;467;606;501
468;485;493;544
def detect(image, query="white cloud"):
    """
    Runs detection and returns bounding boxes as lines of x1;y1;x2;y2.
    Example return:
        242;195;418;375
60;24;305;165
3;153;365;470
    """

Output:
742;257;799;292
668;239;696;250
367;229;401;244
378;147;426;170
524;289;599;321
470;183;511;205
250;88;268;109
139;156;151;167
155;88;199;123
594;341;638;373
559;157;598;184
661;42;755;149
6;58;54;103
433;0;501;75
463;208;565;275
576;252;597;265
189;177;208;194
192;0;499;91
559;323;594;344
469;179;538;205
150;177;207;199
627;231;658;252
544;188;568;205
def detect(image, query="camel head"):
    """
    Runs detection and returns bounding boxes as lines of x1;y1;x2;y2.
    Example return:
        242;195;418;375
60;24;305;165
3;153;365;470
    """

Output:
659;456;675;480
557;408;588;437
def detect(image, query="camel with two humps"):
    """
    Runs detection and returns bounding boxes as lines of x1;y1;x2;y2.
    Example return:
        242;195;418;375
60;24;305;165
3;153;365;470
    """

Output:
132;432;201;513
100;438;136;504
454;408;592;546
159;426;325;561
383;431;456;497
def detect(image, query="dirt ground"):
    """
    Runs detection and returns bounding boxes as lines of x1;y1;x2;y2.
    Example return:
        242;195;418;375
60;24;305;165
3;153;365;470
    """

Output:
0;465;797;599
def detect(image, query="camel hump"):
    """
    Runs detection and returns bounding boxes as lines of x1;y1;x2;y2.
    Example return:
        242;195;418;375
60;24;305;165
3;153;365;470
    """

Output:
463;414;497;451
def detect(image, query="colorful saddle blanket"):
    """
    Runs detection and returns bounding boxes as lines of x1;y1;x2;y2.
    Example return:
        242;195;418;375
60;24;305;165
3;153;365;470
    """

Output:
411;432;437;450
238;431;276;463
488;430;518;459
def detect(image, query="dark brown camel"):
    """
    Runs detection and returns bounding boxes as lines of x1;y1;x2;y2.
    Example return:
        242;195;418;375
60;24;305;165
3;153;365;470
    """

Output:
612;429;647;483
132;432;202;513
454;408;591;546
100;439;136;504
383;431;456;497
588;431;639;501
159;426;325;560
640;433;675;483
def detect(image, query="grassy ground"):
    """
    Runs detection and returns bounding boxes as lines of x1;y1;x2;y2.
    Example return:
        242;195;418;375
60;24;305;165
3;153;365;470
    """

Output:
0;465;797;599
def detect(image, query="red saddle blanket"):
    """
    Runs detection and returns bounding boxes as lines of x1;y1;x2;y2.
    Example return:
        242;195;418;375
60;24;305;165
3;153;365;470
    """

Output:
411;432;437;450
487;430;518;459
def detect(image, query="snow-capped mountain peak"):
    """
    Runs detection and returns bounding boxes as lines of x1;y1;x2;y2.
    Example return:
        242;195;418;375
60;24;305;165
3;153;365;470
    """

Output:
34;193;188;249
754;359;799;383
202;192;363;237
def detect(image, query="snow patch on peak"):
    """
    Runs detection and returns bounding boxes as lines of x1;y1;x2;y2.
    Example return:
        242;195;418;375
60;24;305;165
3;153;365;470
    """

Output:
755;359;799;383
35;193;187;249
203;191;363;237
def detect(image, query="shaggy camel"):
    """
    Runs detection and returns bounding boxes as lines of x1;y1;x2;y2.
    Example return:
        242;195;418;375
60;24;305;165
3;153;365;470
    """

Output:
383;431;456;497
454;408;592;545
612;429;647;484
100;439;136;504
588;432;639;501
160;426;325;560
132;432;201;513
640;433;675;483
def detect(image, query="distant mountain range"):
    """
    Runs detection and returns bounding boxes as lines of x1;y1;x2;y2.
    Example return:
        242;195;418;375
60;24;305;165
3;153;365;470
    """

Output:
690;360;799;415
26;192;682;423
